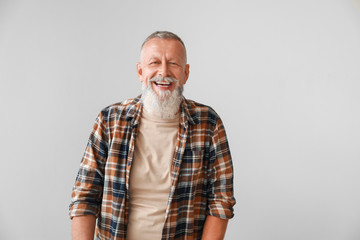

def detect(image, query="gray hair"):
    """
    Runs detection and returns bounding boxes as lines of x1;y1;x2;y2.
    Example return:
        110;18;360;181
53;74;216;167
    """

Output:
141;31;186;49
141;31;187;62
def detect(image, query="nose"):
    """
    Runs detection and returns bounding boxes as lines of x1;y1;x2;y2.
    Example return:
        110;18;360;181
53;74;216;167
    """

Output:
158;62;169;77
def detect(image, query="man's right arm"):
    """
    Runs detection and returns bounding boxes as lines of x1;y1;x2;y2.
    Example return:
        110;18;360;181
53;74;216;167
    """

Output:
70;112;109;237
72;215;96;240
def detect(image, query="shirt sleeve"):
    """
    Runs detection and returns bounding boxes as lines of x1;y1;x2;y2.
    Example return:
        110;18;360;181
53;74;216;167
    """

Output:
69;112;108;219
207;117;236;219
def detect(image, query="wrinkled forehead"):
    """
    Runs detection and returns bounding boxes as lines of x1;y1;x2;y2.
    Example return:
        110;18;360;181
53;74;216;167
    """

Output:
140;38;187;63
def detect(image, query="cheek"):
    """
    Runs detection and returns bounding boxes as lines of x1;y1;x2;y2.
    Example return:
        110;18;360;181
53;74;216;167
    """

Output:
144;70;157;81
176;72;186;84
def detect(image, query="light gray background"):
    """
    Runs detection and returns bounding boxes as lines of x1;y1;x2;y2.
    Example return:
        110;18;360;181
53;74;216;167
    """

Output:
1;0;360;239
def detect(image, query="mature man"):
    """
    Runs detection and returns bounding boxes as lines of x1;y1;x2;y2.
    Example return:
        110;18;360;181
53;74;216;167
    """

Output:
70;31;235;240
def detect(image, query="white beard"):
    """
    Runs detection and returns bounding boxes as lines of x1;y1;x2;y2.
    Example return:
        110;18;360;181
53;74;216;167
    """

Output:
141;77;183;119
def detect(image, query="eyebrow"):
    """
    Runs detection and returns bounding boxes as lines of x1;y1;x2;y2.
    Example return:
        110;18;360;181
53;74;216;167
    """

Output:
146;57;182;63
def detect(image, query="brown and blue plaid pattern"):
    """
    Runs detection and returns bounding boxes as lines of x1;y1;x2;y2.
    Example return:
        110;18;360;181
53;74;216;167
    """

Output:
69;96;235;240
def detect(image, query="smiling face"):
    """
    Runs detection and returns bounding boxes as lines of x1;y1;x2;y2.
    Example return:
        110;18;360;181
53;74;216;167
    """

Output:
137;38;190;97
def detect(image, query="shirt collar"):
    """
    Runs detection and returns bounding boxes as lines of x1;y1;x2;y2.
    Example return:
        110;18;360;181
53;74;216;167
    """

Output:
124;96;142;126
179;97;200;128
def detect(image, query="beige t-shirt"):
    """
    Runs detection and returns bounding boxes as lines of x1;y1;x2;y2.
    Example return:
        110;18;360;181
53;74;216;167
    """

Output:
126;109;179;240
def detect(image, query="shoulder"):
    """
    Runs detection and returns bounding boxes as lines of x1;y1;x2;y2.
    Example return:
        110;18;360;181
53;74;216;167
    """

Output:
183;98;221;127
98;96;141;122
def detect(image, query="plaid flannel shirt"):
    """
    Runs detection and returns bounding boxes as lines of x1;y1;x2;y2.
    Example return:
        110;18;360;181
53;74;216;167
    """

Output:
69;96;235;240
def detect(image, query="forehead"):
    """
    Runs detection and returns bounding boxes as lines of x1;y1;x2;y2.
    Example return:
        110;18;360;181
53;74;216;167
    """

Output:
140;38;186;61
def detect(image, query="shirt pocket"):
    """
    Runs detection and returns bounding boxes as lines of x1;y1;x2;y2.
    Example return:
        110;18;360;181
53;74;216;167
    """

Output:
180;149;204;182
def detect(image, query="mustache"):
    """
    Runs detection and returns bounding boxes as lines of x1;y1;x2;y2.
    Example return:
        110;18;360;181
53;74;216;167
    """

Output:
148;76;179;83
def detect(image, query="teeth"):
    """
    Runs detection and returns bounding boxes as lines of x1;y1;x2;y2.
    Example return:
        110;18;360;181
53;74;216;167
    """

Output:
155;82;170;86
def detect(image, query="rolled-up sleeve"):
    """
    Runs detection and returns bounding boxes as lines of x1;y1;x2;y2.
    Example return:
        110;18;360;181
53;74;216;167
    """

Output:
69;112;108;219
207;117;236;219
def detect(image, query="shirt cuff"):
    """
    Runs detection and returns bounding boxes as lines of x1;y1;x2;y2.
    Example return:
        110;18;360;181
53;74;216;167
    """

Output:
69;202;100;219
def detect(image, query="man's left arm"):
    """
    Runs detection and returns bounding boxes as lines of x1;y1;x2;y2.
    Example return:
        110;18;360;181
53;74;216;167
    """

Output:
205;116;236;239
201;215;228;240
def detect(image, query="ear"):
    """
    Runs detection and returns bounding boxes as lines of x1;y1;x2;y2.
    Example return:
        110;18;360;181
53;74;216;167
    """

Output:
183;64;190;84
136;62;143;82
